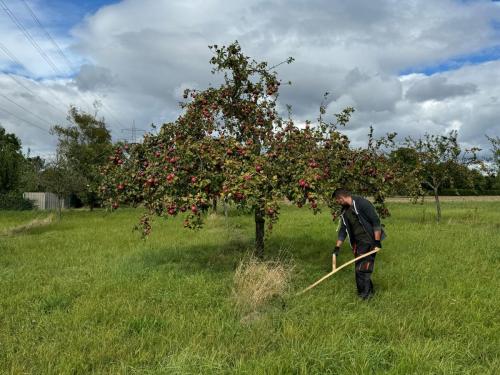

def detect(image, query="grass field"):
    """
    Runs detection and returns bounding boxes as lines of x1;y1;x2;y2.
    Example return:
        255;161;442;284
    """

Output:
1;201;499;374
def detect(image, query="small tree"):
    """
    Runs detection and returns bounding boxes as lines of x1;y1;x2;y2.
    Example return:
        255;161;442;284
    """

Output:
42;151;84;219
0;126;24;194
404;131;480;221
486;135;500;170
486;135;500;189
100;43;402;256
52;107;113;209
19;153;45;192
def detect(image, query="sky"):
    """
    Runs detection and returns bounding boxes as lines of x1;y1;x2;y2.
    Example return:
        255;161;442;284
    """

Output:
0;0;499;159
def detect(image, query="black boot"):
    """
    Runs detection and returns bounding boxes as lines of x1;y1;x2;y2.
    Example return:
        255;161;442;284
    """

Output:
356;272;374;300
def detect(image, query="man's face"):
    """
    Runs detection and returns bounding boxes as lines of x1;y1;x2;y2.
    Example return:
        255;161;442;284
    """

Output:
335;195;351;207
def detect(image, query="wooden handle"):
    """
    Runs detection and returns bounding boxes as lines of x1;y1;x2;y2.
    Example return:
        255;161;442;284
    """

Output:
332;254;336;271
297;247;381;296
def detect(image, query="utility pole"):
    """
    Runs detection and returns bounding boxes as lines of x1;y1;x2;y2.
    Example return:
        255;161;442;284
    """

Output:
121;120;145;144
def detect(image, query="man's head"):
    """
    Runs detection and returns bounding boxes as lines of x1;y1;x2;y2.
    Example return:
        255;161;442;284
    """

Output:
333;188;352;207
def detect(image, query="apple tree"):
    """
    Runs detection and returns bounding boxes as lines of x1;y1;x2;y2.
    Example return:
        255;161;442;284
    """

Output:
403;130;481;221
100;42;402;257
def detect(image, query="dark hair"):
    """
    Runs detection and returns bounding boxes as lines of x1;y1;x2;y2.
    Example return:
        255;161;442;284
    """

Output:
332;188;351;199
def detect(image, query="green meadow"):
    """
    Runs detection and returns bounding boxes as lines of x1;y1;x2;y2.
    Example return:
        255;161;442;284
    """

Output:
1;201;499;374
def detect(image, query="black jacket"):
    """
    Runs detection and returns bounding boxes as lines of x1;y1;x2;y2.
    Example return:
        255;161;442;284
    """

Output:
338;195;386;247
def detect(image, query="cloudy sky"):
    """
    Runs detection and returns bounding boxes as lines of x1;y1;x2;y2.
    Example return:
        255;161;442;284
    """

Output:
0;0;499;158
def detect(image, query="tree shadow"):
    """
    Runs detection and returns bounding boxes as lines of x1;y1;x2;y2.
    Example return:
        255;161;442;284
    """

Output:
137;238;254;274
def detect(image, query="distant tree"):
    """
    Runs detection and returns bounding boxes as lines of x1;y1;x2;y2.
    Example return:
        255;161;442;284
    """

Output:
388;146;423;196
18;152;45;192
486;135;500;189
0;125;24;194
41;151;84;219
403;131;481;221
52;107;113;209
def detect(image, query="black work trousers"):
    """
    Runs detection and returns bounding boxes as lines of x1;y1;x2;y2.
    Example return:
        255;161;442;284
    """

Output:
353;242;376;298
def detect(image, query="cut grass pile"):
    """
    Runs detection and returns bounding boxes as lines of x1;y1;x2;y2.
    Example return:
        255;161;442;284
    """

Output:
232;255;293;316
0;201;499;374
1;213;54;236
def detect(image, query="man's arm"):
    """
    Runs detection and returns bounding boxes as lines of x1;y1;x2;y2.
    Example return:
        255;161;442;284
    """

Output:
359;199;381;229
334;217;347;255
359;198;382;246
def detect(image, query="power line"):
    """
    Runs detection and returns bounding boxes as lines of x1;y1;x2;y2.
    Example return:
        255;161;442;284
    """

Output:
0;0;63;76
20;0;72;73
2;1;121;128
98;99;126;128
17;1;106;115
0;92;54;126
0;104;50;133
0;40;23;67
121;120;145;144
0;40;69;116
2;73;67;117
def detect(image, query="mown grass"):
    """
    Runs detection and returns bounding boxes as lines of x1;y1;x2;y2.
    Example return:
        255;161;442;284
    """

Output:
0;201;499;374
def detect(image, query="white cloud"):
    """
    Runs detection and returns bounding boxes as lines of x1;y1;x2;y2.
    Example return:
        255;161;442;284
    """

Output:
0;0;499;157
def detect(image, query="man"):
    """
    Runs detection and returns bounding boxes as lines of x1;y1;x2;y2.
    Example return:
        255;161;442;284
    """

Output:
332;188;385;300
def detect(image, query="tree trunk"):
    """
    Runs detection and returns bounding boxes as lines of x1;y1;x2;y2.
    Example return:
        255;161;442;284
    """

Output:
254;209;265;258
223;198;228;217
212;197;217;213
58;194;62;221
433;188;441;222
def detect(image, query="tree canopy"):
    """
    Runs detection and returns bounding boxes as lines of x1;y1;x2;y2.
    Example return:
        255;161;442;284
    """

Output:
99;42;404;256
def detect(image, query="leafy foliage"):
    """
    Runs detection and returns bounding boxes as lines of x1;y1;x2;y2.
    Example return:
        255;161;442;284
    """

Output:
0;126;24;194
52;107;113;209
100;42;407;254
0;193;34;210
403;130;482;220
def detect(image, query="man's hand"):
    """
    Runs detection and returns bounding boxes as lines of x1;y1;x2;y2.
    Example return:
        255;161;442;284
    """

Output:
374;240;382;249
333;246;340;256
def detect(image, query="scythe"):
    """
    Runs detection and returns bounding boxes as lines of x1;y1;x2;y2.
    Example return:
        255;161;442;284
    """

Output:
297;247;381;296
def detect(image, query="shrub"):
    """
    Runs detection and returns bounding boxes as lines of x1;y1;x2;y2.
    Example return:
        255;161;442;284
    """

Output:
439;188;500;196
0;194;34;210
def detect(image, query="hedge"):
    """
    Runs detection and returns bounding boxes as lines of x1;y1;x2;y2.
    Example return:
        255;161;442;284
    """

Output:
439;189;500;196
0;194;34;210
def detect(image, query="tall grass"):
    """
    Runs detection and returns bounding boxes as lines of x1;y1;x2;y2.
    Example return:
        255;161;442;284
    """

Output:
0;201;498;374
